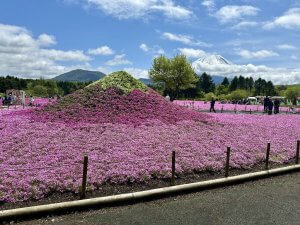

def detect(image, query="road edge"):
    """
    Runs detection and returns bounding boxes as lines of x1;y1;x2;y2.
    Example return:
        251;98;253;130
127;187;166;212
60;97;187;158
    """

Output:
1;164;299;220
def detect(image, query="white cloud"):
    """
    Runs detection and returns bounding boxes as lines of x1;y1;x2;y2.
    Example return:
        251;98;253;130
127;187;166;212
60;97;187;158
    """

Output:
231;21;258;29
291;55;299;60
202;0;215;12
140;43;165;56
150;1;193;20
105;54;132;66
88;45;114;55
139;43;149;52
178;48;206;58
215;5;260;23
0;23;91;78
40;49;90;61
156;47;165;55
37;34;57;47
235;49;279;59
162;32;212;47
224;39;263;47
123;67;149;79
96;66;112;74
263;8;300;29
276;44;297;50
85;0;193;20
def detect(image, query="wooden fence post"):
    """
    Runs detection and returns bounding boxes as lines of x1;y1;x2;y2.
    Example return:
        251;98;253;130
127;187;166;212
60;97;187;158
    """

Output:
250;109;252;114
80;155;88;199
221;106;223;113
225;147;231;177
171;151;176;186
296;140;299;164
265;143;270;170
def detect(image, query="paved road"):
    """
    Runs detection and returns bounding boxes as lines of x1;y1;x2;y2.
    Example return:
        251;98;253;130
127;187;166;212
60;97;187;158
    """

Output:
13;172;300;225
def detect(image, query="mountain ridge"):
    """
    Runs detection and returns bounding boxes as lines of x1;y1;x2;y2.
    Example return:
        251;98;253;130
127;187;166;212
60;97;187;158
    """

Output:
52;69;228;85
52;69;106;82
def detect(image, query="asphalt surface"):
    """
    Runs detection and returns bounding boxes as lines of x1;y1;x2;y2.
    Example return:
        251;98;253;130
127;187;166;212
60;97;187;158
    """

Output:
8;172;300;225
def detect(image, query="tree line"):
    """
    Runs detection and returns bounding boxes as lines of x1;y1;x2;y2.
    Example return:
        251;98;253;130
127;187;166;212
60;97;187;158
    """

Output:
0;76;91;97
149;55;298;102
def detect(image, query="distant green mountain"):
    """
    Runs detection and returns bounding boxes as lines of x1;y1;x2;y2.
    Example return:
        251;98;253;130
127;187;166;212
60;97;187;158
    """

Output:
139;78;152;85
52;69;106;82
53;70;229;86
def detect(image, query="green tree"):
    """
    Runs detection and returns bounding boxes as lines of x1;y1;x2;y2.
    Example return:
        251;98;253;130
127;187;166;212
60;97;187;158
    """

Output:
32;85;48;97
245;77;254;91
265;81;276;96
149;54;198;99
229;89;249;101
229;76;238;92
197;72;215;93
237;75;246;89
44;80;60;97
254;78;267;95
285;86;300;105
204;92;216;101
221;77;229;87
216;84;228;96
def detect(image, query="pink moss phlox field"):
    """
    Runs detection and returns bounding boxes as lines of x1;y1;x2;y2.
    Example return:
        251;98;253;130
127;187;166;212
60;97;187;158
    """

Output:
174;100;300;113
32;86;209;126
0;107;299;202
0;98;54;108
25;98;55;106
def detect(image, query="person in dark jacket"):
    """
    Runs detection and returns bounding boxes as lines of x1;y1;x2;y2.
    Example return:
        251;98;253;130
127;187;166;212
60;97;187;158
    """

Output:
264;96;269;112
268;99;273;115
210;98;216;113
274;99;280;114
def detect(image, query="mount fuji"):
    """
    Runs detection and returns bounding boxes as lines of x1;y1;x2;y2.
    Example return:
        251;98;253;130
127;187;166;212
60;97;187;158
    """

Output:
192;54;233;83
193;54;232;66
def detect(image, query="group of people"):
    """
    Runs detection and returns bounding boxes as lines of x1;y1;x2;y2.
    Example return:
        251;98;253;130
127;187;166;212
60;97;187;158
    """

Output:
263;96;280;115
1;94;35;107
209;97;281;115
1;93;15;106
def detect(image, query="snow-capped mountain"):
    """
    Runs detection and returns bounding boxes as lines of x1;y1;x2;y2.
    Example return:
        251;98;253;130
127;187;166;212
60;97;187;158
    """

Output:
192;54;235;76
191;54;300;84
193;54;232;66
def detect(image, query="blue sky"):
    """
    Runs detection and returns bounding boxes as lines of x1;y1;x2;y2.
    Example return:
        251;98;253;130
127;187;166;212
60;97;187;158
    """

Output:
0;0;300;84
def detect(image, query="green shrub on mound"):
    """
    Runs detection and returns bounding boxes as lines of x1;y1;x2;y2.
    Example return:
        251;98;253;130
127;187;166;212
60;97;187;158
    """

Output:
88;71;148;94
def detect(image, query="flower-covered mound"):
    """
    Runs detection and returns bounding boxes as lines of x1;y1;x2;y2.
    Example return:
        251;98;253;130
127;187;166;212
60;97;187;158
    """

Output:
0;109;299;202
33;72;209;126
88;71;148;93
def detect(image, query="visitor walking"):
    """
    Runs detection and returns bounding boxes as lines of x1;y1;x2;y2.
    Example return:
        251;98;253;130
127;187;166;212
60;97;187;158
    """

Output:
3;95;8;105
7;93;13;106
274;99;280;114
268;99;273;115
264;96;269;112
210;98;216;113
165;94;170;101
29;96;35;107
